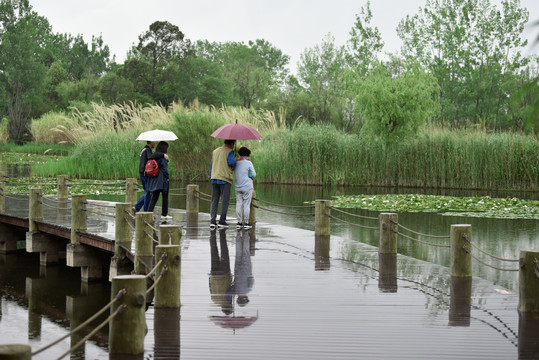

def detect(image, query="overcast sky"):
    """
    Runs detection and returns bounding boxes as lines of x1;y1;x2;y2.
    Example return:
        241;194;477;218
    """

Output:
30;0;539;74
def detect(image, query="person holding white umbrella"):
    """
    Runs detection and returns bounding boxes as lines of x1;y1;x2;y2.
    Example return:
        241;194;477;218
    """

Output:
134;129;177;212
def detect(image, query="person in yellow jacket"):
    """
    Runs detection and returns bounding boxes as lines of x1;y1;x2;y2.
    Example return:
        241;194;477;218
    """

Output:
209;139;236;228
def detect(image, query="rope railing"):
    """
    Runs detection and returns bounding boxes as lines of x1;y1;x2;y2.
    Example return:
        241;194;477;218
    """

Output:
253;203;315;217
253;197;315;209
124;210;135;220
85;209;116;218
145;253;168;279
144;229;158;244
195;189;211;198
390;219;450;239
170;187;187;192
327;205;378;220
31;289;126;357
88;202;117;209
463;245;519;272
393;229;451;248
463;234;519;262
169;192;187;196
146;266;168;295
124;216;136;231
55;304;126;360
144;220;158;233
326;213;379;230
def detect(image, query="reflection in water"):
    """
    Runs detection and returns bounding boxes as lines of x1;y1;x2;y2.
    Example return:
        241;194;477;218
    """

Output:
208;228;258;333
209;229;233;314
378;253;397;293
448;276;472;327
518;312;539;359
315;235;330;271
153;308;180;360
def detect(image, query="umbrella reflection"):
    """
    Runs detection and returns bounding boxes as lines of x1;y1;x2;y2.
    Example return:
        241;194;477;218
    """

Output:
208;229;258;332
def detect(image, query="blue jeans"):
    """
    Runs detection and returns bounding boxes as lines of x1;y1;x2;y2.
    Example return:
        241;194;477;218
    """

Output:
134;176;151;212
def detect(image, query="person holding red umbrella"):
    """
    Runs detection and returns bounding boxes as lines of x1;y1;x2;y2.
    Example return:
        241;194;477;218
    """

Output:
209;139;236;228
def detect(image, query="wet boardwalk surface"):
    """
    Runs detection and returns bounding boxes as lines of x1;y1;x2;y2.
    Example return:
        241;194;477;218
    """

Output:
0;196;535;359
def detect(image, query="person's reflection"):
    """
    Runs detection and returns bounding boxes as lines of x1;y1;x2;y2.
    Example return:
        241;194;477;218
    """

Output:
233;229;254;306
209;229;233;314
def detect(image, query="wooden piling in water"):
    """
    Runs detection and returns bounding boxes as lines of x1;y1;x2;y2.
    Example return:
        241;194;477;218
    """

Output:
186;184;199;216
315;200;330;237
450;224;472;277
159;224;182;245
154;244;181;308
71;194;87;245
134;212;154;275
125;178;138;206
114;203;133;257
29;188;43;233
379;213;398;255
56;174;68;202
518;249;539;313
0;344;31;359
109;275;147;356
0;172;5;213
249;197;256;225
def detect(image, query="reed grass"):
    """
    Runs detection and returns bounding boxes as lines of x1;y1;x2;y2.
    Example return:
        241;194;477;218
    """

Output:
254;124;539;190
28;102;538;191
0;118;8;143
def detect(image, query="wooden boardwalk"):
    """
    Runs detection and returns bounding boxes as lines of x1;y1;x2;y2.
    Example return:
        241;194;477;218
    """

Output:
0;194;537;359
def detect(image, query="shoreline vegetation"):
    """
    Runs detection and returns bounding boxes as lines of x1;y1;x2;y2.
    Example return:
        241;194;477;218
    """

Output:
0;102;537;192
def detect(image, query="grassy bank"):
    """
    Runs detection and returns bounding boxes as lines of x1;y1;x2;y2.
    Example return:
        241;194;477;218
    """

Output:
22;103;539;191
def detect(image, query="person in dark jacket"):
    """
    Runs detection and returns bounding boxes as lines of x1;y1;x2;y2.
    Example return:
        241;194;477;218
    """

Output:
147;141;170;221
134;141;155;212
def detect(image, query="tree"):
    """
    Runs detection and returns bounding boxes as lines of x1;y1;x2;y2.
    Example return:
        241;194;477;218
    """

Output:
0;0;52;143
356;62;440;143
98;72;135;105
346;0;384;77
125;20;192;103
297;34;347;127
397;0;530;129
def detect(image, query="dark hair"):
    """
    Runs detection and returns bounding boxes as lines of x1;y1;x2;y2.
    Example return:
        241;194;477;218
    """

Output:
156;141;169;154
238;147;251;157
224;139;236;145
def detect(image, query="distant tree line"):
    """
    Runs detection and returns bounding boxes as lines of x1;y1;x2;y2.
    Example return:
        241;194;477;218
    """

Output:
0;0;537;144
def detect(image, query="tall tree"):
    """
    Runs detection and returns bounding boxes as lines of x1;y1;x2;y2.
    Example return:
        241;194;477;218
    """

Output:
124;20;192;103
297;34;347;126
346;0;384;77
397;0;529;128
0;0;52;143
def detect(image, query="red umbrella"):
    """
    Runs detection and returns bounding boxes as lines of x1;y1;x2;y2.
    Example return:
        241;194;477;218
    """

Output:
211;122;261;140
209;312;258;333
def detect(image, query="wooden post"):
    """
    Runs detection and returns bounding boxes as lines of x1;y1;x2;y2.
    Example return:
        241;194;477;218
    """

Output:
249;197;256;225
186;184;199;215
450;224;472;277
0;344;31;359
154;244;181;308
56;174;68;202
29;188;43;232
134;212;154;275
115;203;133;257
379;213;398;255
0;172;5;213
71;194;87;245
448;276;472;326
109;275;147;356
125;178;138;206
518;250;539;313
314;200;330;237
159;225;182;245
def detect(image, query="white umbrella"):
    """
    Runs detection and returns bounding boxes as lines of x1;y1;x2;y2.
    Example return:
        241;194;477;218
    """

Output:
136;129;178;141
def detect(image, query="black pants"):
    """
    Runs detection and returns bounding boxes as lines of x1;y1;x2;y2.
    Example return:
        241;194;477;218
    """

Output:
148;189;169;216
